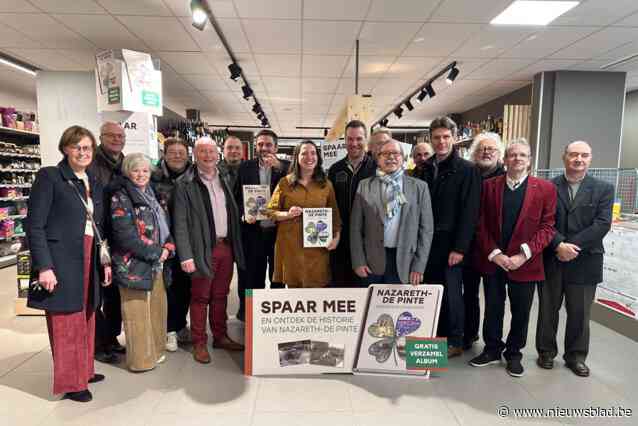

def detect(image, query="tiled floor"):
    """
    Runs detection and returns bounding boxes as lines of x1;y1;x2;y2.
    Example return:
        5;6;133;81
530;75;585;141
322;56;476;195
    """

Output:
1;265;636;426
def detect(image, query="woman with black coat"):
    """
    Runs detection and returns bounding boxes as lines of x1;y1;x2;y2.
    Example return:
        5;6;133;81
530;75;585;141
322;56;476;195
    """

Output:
26;125;112;403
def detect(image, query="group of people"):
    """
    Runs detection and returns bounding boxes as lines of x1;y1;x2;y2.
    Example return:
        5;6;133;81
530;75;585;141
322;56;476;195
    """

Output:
25;116;613;402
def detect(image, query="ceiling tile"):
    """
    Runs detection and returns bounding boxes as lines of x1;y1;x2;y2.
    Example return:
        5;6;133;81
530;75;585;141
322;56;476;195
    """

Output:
507;59;582;80
371;79;414;97
500;27;599;59
358;22;422;55
465;58;535;80
453;25;535;58
594;39;638;61
5;48;85;70
552;0;638;26
0;13;93;49
343;55;396;78
402;23;482;57
447;58;490;78
57;49;97;70
0;1;39;12
550;27;638;60
254;54;301;77
336;78;378;94
303;20;362;55
615;11;638;27
570;59;638;73
162;68;196;91
303;0;370;20
177;17;226;52
215;19;251;53
367;0;439;22
302;55;349;77
302;78;340;93
302;92;333;105
206;52;259;78
262;77;301;101
96;0;172;16
0;22;42;48
430;0;512;23
234;0;301;19
53;14;147;50
30;0;105;14
385;56;444;79
117;16;199;51
181;74;231;91
157;52;217;74
243;20;301;53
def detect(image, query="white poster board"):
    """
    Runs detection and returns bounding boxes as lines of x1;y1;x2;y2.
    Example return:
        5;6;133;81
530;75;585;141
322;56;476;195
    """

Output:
243;185;271;221
302;208;332;248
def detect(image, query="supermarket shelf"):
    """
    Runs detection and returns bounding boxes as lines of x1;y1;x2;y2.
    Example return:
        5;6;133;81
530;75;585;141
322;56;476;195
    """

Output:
0;168;38;173
0;183;31;188
0;254;17;268
0;126;39;137
0;152;40;159
0;196;28;201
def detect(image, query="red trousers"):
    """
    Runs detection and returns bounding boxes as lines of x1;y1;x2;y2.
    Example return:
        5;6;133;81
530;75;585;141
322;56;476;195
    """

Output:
46;235;95;395
190;241;234;345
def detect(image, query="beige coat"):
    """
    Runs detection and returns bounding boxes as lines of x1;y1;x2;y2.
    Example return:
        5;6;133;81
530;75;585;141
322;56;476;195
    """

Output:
267;176;342;287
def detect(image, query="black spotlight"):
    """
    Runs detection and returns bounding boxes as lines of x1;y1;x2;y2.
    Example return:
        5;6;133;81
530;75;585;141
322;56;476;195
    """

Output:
241;85;253;99
380;118;389;127
405;100;414;111
191;0;208;31
394;106;403;119
228;63;242;81
252;103;260;113
425;84;436;98
416;90;427;103
261;118;269;127
446;67;460;85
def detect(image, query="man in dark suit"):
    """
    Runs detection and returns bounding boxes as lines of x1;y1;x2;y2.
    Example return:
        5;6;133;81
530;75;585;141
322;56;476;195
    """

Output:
536;141;613;377
471;139;556;378
235;129;290;320
328;120;376;286
413;117;481;358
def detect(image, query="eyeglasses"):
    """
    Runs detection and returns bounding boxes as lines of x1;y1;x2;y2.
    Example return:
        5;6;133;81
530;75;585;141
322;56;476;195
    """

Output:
378;151;403;158
69;145;93;153
102;133;125;139
479;146;498;154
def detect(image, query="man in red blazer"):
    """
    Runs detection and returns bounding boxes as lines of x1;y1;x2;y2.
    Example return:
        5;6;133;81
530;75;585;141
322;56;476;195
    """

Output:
470;139;556;377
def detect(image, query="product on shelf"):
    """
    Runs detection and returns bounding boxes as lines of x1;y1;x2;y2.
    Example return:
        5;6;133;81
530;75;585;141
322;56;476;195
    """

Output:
0;207;9;220
0;219;15;238
0;107;17;128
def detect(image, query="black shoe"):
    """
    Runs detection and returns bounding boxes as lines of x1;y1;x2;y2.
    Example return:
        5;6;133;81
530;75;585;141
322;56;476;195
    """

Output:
506;359;524;377
88;374;105;384
566;360;590;377
463;335;479;350
109;339;126;354
95;351;119;364
63;390;92;402
536;354;554;369
469;351;502;367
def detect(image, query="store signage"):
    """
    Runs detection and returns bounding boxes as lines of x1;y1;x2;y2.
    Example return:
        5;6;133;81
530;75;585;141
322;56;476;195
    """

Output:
245;285;443;376
405;337;448;371
321;140;346;170
96;49;163;116
100;111;159;161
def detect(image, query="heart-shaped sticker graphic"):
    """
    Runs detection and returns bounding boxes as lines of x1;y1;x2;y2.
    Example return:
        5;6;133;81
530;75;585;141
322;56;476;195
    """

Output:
395;311;421;336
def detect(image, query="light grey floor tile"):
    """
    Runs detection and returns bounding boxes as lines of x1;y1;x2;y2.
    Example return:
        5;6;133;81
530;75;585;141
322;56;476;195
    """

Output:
255;377;352;412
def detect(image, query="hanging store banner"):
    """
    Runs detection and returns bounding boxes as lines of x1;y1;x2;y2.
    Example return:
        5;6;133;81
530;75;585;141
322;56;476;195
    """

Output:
96;49;163;116
321;140;346;170
245;285;443;376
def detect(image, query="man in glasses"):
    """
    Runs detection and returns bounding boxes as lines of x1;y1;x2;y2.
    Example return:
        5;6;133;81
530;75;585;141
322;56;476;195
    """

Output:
89;121;127;364
463;133;506;350
350;139;433;286
413;117;481;358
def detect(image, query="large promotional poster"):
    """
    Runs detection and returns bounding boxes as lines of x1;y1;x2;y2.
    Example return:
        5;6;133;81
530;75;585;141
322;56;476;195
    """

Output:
245;285;444;376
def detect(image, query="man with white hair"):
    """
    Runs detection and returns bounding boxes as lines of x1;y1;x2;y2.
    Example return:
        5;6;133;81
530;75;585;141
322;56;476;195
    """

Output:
471;139;556;378
90;121;127;364
173;137;246;364
350;139;433;285
463;132;506;349
536;141;613;377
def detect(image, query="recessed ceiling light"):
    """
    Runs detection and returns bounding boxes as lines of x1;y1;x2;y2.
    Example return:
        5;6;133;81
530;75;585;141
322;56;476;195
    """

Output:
414;37;425;43
491;1;579;26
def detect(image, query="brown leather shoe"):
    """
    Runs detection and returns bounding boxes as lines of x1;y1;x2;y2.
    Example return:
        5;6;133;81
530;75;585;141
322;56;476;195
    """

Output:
212;335;245;351
448;346;463;358
193;344;211;364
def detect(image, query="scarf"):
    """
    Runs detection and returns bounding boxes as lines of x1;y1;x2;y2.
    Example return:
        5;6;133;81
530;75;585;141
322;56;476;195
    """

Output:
376;168;406;219
96;145;123;173
135;185;170;246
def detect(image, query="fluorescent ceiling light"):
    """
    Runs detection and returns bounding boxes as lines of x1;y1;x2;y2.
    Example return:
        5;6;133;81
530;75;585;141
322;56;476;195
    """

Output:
0;57;36;76
491;1;579;26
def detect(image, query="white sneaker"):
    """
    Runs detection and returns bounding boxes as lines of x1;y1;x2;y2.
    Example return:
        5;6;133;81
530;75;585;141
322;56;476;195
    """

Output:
177;327;191;343
166;332;178;352
156;354;166;364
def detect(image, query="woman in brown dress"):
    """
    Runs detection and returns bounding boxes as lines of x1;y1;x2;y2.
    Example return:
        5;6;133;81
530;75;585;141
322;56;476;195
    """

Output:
267;140;341;287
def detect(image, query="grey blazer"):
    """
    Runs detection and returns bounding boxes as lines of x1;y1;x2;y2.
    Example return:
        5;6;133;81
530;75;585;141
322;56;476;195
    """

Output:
350;174;434;283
